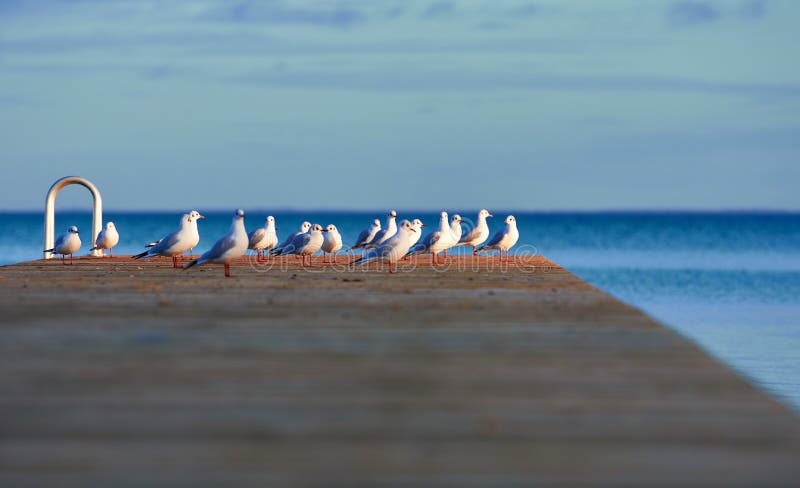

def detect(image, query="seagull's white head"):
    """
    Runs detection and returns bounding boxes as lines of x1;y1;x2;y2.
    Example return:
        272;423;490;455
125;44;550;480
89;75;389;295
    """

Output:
399;219;415;233
266;216;275;223
479;209;493;218
301;221;312;232
189;210;205;221
452;214;463;223
388;210;397;218
106;222;115;229
412;218;425;229
311;224;324;233
325;224;337;233
373;219;381;227
234;209;245;219
68;225;79;234
505;215;516;224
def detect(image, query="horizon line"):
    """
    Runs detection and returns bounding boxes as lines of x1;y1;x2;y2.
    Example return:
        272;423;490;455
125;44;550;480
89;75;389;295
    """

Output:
2;207;800;215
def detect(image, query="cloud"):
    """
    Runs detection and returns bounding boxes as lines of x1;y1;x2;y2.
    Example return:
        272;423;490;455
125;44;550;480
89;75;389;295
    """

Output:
204;1;365;27
225;67;800;99
668;1;721;26
740;0;767;19
421;1;455;20
507;3;539;18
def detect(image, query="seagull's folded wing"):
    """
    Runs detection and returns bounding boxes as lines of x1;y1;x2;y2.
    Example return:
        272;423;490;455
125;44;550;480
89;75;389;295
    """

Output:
248;228;266;248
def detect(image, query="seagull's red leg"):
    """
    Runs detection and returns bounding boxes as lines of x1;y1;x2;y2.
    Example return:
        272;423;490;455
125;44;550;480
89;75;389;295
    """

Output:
389;262;395;274
172;256;179;268
70;254;73;265
472;246;477;256
224;263;231;278
61;254;65;265
109;248;113;258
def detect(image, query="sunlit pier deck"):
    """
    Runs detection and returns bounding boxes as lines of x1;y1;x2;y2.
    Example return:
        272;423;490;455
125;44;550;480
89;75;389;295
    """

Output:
1;255;798;486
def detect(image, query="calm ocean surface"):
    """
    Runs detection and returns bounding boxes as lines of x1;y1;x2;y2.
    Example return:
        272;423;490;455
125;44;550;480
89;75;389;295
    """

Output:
2;210;799;410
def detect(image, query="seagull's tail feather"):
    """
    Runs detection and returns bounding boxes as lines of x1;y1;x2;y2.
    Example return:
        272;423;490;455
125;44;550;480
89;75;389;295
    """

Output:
132;250;150;260
353;255;376;266
90;246;100;251
183;258;204;270
274;244;297;256
43;248;55;253
406;244;424;257
145;241;158;248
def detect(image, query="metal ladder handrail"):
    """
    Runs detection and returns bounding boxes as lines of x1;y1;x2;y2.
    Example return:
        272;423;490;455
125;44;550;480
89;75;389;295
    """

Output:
44;176;103;259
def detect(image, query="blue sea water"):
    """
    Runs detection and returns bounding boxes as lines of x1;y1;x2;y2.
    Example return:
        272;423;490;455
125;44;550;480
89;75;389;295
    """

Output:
1;210;799;411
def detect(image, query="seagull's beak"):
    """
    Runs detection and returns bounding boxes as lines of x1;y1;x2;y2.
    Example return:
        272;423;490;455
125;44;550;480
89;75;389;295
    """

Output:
198;214;206;219
487;214;493;218
321;229;328;232
422;223;427;227
410;228;417;233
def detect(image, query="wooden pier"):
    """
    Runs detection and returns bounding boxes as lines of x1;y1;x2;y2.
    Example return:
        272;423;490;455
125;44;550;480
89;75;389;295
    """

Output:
1;255;798;486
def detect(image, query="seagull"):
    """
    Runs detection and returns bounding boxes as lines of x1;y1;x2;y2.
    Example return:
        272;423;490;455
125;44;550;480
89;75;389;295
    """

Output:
184;209;249;277
146;210;204;257
273;223;324;266
272;221;311;256
442;214;464;259
186;210;204;256
248;215;278;262
321;224;343;263
408;219;426;247
402;218;426;261
456;209;493;255
349;219;381;251
478;215;519;261
134;213;196;268
44;225;81;265
364;210;397;249
407;212;455;265
352;219;417;273
91;221;119;258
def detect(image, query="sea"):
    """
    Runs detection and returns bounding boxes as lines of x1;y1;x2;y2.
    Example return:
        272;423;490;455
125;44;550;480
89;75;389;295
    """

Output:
2;210;799;411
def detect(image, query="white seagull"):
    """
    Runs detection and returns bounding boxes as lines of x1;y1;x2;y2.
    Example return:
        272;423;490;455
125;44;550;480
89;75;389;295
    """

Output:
403;218;426;261
457;209;493;255
321;224;343;263
353;219;417;273
442;213;464;258
184;209;249;277
186;210;204;256
408;219;426;247
91;221;119;258
407;212;455;265
146;210;204;257
134;213;197;268
272;221;311;256
350;219;381;251
365;210;397;249
273;223;324;266
44;225;81;265
248;215;278;262
478;215;519;261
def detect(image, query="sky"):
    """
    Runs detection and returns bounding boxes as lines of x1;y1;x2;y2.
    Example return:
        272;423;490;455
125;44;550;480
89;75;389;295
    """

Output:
1;0;799;211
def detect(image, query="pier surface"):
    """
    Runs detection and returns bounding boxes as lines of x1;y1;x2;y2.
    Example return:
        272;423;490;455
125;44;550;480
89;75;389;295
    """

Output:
1;255;799;486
